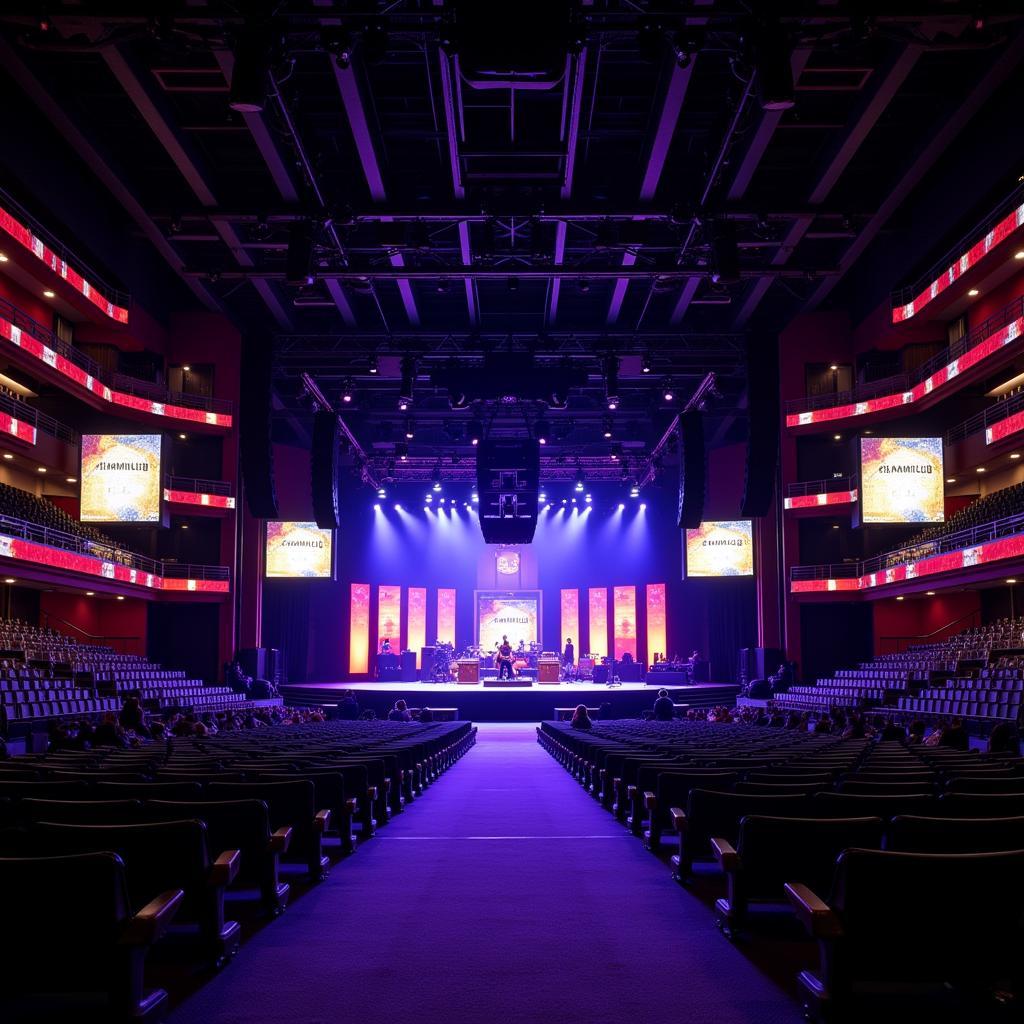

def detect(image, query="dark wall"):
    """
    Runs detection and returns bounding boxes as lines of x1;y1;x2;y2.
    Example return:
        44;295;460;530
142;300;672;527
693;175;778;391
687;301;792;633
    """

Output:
800;602;874;684
147;603;220;683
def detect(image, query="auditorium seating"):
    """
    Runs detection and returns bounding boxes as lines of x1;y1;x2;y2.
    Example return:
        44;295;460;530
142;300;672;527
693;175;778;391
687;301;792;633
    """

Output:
0;481;123;551
0;718;476;1019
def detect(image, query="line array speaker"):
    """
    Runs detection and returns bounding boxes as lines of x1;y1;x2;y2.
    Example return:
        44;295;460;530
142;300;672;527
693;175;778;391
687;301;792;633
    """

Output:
476;439;540;544
677;410;706;530
311;410;341;529
741;333;780;517
239;332;279;519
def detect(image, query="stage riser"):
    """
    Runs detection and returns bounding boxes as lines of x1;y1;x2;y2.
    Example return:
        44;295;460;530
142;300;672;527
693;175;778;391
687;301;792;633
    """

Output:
281;683;738;723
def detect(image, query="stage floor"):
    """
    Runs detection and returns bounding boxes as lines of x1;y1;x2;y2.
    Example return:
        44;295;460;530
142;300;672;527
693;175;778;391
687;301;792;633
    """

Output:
281;680;739;722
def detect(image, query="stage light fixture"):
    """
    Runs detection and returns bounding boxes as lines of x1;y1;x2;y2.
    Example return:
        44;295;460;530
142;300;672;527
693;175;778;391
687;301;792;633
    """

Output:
602;417;613;439
708;220;740;285
604;355;620;410
585;494;592;503
377;487;387;499
535;418;550;445
229;28;273;112
539;492;547;501
285;220;315;285
399;355;416;407
426;494;433;503
630;483;640;498
43;290;55;299
618;502;625;510
572;498;577;505
374;503;381;510
471;492;479;503
562;499;568;505
394;503;402;511
404;420;415;440
395;442;408;461
752;18;795;111
639;502;647;510
368;357;378;375
610;445;622;461
341;380;354;404
574;468;585;492
642;353;652;374
663;381;675;402
968;288;980;297
431;466;443;491
468;419;483;446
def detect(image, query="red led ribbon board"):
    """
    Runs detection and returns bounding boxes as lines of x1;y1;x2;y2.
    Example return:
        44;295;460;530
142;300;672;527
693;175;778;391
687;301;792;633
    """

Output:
787;317;1024;428
0;204;130;324
791;531;1024;593
163;488;236;510
0;532;229;593
0;410;37;445
893;201;1024;323
784;489;858;510
0;315;231;428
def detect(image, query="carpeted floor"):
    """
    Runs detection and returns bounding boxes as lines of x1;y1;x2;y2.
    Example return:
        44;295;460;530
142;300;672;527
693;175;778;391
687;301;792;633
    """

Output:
166;724;803;1024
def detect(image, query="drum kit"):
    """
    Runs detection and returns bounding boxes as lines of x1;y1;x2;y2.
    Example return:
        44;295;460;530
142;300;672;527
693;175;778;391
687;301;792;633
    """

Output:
430;641;456;682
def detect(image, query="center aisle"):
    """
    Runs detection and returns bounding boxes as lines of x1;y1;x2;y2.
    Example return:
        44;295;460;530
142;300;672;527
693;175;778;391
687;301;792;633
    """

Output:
167;724;801;1024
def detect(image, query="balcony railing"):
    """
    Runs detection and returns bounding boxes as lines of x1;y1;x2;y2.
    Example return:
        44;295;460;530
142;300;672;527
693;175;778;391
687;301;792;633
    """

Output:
0;389;78;445
786;292;1024;416
791;508;1024;581
891;182;1024;312
0;185;131;313
165;476;233;497
945;389;1024;446
0;295;233;417
785;475;857;498
0;513;229;582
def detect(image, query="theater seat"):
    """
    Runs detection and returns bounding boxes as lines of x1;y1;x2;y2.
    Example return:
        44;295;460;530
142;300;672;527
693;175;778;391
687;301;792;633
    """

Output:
0;852;182;1020
886;814;1024;853
787;847;1024;1020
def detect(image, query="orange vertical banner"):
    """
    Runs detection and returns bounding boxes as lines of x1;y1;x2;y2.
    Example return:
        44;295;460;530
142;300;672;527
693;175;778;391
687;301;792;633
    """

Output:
646;583;666;665
560;589;579;652
407;587;426;668
613;586;637;660
588;587;608;659
349;583;370;674
437;588;456;647
377;585;401;652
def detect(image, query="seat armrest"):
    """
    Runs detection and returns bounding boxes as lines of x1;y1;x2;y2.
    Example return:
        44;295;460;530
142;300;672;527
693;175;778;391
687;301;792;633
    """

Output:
269;826;293;854
710;837;740;871
314;808;332;832
122;889;184;946
368;786;379;800
345;797;359;814
626;785;637;798
210;849;241;887
785;882;844;939
670;807;687;832
643;791;656;809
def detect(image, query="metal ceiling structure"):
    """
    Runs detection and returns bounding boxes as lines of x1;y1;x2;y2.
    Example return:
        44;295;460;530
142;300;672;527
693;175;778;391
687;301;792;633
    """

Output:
2;3;1023;488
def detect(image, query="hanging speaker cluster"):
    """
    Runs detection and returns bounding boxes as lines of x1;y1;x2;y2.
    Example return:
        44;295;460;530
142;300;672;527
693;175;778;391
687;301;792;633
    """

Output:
741;333;780;517
677;410;706;530
311;411;341;529
476;439;540;544
239;332;279;519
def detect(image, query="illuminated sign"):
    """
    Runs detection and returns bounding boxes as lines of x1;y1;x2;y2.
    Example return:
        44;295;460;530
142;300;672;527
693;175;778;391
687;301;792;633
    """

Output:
860;437;944;524
265;521;335;579
80;434;162;523
685;520;754;578
476;591;540;653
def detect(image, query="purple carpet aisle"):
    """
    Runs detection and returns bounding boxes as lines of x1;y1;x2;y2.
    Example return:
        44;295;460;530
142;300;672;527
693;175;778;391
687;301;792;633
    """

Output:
165;725;802;1024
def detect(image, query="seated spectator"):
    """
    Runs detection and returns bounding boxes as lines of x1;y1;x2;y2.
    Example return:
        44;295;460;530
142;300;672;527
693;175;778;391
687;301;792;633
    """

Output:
987;721;1020;755
119;697;151;739
940;716;969;751
149;720;166;741
813;714;832;734
768;712;785;727
843;712;866;739
418;706;434;723
652;688;675;721
785;711;804;730
93;712;126;748
338;690;361;720
923;719;947;746
880;717;906;741
907;720;926;744
388;699;412;723
570;704;593;730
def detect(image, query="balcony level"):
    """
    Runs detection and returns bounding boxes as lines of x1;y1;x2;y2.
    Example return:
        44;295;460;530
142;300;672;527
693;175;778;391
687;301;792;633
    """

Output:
164;475;235;515
783;475;858;516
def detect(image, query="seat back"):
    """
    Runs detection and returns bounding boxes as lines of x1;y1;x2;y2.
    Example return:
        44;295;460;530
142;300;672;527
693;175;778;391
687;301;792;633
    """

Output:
205;780;316;836
686;789;810;849
94;781;203;801
945;776;1024;794
887;814;1024;853
813;791;935;819
21;798;143;824
937;792;1024;816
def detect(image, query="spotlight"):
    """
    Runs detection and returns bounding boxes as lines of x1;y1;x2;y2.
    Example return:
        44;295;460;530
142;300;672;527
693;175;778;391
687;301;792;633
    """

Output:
610;444;622;461
468;419;483;446
182;365;191;373
574;468;585;492
399;355;416;407
604;355;620;410
471;492;479;503
395;442;408;461
1;453;11;460
641;353;653;374
751;18;795;111
43;290;56;299
618;502;625;510
426;494;433;503
602;417;613;439
377;487;387;499
116;596;125;601
341;380;354;404
431;466;443;491
399;400;409;412
572;498;578;505
374;503;381;510
663;381;675;402
368;357;378;375
639;502;646;510
585;494;592;503
394;503;402;511
535;418;550;445
708;220;739;285
562;499;568;505
968;288;980;297
404;420;415;440
285;220;315;286
229;27;273;112
539;492;547;501
630;484;640;498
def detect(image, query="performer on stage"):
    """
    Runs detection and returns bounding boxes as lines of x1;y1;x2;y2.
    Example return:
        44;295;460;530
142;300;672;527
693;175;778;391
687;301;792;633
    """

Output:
496;635;514;680
563;637;575;669
380;637;393;654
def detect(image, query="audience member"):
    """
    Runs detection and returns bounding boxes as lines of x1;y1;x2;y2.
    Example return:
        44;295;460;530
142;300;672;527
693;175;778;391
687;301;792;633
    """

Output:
388;699;412;723
907;720;925;744
418;707;434;723
879;717;906;741
939;716;969;751
987;721;1019;755
338;690;361;720
652;688;675;721
570;704;592;730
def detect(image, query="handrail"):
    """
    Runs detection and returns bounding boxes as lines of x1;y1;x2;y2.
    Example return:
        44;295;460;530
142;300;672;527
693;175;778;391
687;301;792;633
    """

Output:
41;613;139;642
0;388;78;444
786;291;1024;415
791;507;1024;581
0;295;233;416
891;182;1024;309
165;475;233;496
945;387;1024;446
0;185;131;310
878;610;982;654
785;475;856;498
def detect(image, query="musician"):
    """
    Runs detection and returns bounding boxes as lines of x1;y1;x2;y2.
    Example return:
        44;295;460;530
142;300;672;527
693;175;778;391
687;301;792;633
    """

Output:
496;635;514;680
380;637;393;654
563;637;575;668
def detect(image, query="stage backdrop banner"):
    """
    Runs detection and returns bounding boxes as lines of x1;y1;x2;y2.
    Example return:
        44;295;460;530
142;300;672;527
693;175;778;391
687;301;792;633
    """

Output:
588;587;608;659
860;436;945;524
437;588;456;647
560;589;579;652
80;433;162;522
476;591;540;653
349;583;370;674
378;586;401;651
613;586;637;660
685;520;754;577
407;587;426;668
646;583;667;663
265;522;335;578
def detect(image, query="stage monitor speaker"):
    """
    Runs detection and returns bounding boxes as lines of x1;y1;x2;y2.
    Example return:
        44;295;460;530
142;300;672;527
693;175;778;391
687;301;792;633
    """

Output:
237;647;282;686
677;410;706;530
476;439;540;544
239;332;279;519
310;411;341;529
738;646;783;687
741;333;780;517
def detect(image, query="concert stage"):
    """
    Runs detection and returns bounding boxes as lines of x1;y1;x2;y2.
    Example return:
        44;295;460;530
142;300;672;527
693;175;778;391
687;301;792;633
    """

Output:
281;680;739;723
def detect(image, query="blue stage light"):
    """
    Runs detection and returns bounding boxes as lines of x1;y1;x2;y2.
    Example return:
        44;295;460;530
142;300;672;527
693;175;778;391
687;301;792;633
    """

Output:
373;503;381;510
394;503;402;511
640;502;647;510
471;492;479;502
618;502;625;510
585;493;592;503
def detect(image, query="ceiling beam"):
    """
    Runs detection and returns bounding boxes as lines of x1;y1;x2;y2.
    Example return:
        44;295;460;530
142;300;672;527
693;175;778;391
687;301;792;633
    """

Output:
733;42;923;327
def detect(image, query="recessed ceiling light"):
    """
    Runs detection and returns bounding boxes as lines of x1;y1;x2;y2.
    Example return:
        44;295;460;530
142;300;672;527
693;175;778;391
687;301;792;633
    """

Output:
977;467;986;473
36;466;46;473
85;591;95;596
1;453;12;461
182;365;191;372
947;478;956;484
42;289;55;298
829;364;838;371
181;524;189;529
1008;579;1018;585
833;434;841;441
66;477;76;483
895;595;905;601
926;591;935;596
3;578;14;584
1012;453;1021;460
1016;251;1024;260
116;595;125;601
968;288;980;296
0;253;8;262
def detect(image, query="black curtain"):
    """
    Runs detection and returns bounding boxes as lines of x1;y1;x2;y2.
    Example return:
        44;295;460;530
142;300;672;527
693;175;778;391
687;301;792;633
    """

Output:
147;603;219;683
261;584;312;683
706;581;756;683
800;603;873;684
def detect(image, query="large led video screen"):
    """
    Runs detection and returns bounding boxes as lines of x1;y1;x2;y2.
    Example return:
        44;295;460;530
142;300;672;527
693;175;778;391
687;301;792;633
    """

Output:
80;434;162;522
860;436;945;524
265;521;335;579
476;590;540;654
684;520;754;578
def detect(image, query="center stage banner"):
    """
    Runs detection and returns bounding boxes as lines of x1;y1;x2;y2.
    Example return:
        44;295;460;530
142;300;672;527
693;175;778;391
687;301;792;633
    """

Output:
80;433;162;522
613;586;637;660
476;591;540;653
860;436;945;524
